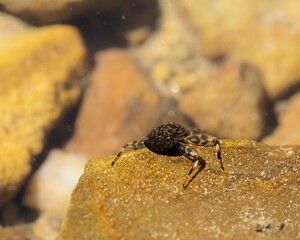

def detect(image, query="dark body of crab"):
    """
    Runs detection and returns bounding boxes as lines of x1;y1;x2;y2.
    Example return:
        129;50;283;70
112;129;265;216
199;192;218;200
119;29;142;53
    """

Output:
112;122;224;188
144;122;189;156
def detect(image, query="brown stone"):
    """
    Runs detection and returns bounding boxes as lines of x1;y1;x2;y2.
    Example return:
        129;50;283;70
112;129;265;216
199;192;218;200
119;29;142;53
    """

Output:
179;61;268;140
263;93;300;145
57;140;300;239
66;49;164;158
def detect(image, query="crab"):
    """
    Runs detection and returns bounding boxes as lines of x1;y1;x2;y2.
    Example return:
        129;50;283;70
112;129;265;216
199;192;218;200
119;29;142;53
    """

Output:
111;121;224;188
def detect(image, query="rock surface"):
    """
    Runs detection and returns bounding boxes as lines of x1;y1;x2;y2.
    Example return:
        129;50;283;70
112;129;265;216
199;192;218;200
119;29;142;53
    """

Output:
0;24;86;206
180;61;268;139
57;140;300;239
263;93;300;145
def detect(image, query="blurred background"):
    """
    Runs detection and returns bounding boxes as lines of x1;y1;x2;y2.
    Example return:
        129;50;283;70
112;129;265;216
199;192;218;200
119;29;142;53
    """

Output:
0;0;300;238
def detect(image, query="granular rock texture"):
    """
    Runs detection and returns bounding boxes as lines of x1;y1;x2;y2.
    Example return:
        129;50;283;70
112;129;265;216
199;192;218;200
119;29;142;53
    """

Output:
57;140;300;240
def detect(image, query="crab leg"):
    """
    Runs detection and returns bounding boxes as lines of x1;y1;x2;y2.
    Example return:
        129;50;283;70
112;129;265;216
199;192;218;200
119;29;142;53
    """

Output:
185;133;224;171
111;140;145;166
178;142;206;188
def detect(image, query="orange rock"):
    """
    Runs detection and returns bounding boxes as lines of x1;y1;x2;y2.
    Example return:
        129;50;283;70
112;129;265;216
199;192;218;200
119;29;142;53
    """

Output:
66;49;163;158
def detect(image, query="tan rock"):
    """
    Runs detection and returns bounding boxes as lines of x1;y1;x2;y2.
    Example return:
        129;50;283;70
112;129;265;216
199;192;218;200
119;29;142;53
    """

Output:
178;0;300;58
180;61;268;140
233;26;300;99
57;140;300;239
263;93;300;145
178;0;259;57
0;24;86;206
